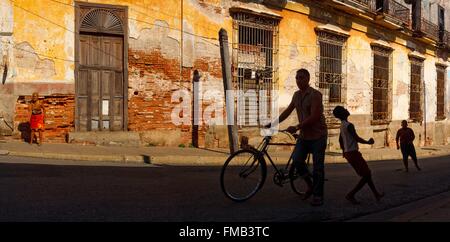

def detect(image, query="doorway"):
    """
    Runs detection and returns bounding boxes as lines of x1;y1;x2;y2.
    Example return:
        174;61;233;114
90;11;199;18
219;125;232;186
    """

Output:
75;3;128;131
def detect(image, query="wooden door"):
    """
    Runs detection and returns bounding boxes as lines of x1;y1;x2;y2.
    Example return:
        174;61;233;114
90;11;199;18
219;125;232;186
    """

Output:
77;34;124;131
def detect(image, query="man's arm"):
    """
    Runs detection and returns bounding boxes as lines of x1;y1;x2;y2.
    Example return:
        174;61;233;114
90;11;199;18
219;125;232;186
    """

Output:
348;124;373;144
266;94;295;127
277;100;295;124
298;92;322;129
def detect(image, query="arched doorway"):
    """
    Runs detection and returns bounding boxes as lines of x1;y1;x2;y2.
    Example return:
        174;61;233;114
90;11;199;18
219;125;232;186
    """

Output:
75;3;128;131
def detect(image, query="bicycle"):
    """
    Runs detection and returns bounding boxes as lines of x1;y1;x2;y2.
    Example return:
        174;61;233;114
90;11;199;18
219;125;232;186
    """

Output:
220;129;311;202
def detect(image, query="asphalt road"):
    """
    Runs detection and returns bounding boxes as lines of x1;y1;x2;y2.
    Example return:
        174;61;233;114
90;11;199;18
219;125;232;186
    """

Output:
0;154;449;222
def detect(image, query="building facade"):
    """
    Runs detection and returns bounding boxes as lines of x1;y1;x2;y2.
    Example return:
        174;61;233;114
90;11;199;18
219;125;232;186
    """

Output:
0;0;449;150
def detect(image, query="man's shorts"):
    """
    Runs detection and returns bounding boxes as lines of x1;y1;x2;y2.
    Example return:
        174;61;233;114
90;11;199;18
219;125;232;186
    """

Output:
343;151;371;177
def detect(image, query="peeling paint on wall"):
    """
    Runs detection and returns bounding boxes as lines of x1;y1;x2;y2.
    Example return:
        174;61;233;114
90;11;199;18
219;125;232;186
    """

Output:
130;20;181;60
14;42;56;79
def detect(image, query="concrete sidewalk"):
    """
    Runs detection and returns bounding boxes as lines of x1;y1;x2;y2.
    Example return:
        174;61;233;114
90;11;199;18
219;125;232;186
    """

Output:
1;140;450;165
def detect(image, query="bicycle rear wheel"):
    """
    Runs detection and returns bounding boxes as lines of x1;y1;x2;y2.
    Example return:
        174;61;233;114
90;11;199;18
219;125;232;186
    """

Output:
220;149;267;202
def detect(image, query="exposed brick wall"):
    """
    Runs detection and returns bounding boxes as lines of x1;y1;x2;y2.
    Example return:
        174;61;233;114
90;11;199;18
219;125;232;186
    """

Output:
193;58;222;79
127;48;223;147
128;49;189;145
14;95;75;143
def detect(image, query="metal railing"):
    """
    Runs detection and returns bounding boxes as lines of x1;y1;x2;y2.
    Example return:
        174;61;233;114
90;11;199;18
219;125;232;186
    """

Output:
334;0;374;12
384;0;411;27
419;18;439;41
332;0;414;28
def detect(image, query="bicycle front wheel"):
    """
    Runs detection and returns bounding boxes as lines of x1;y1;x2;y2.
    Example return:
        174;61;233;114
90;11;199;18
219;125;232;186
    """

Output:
220;149;267;202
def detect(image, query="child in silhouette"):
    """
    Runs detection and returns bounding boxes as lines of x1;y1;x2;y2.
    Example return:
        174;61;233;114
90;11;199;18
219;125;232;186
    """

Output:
333;106;384;204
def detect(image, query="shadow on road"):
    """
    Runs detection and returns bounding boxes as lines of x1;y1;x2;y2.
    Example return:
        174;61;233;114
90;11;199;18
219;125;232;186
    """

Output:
0;155;449;222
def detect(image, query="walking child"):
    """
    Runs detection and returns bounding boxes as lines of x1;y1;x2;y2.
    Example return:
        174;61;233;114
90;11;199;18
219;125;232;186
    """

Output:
333;106;384;205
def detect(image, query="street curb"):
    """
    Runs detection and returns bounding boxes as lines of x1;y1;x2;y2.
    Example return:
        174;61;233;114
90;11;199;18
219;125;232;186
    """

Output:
5;150;450;166
7;151;149;164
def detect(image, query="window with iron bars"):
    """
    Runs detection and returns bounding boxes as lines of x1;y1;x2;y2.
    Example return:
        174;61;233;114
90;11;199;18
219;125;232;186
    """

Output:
436;65;446;121
231;12;279;127
409;58;423;122
372;46;392;122
316;30;348;127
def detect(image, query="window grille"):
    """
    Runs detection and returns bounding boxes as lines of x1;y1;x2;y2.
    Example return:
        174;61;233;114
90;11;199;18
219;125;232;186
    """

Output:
232;12;279;127
409;58;423;122
316;30;348;127
372;46;391;121
436;65;446;120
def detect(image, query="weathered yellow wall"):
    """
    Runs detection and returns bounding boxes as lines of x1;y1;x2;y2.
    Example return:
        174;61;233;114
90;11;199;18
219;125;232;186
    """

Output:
9;0;230;84
11;0;73;82
3;0;450;145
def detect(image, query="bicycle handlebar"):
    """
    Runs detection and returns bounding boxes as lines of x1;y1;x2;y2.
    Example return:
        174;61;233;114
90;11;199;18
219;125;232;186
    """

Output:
261;128;298;139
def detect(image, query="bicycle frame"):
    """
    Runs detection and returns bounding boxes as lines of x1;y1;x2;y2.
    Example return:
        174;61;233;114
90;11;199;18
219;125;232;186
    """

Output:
251;132;297;178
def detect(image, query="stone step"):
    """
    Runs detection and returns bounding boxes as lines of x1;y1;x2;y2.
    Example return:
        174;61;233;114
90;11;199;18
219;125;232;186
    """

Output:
68;131;142;147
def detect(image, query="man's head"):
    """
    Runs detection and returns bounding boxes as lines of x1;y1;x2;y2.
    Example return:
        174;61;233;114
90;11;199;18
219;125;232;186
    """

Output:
296;69;310;91
401;120;408;128
32;92;39;101
333;105;350;120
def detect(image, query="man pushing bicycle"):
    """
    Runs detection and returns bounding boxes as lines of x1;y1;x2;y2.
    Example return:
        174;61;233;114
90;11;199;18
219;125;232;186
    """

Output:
265;69;327;206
